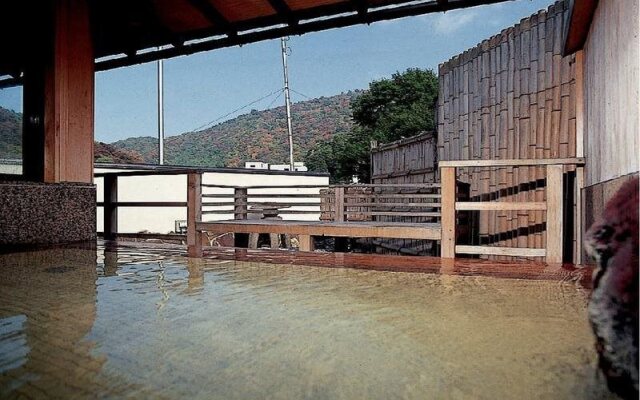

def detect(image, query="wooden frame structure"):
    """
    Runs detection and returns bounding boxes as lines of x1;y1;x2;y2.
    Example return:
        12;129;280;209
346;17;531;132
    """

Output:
185;158;583;263
1;0;515;89
439;158;584;263
187;178;442;257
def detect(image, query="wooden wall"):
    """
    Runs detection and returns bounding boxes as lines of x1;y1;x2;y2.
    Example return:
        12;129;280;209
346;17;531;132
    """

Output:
369;133;438;255
582;0;639;188
437;0;578;259
370;132;437;184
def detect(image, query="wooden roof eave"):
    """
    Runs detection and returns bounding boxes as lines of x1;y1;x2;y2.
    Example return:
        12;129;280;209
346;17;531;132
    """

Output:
96;0;512;71
0;0;513;89
562;0;599;56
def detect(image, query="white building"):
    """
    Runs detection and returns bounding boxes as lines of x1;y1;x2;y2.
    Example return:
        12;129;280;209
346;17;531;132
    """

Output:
95;164;327;233
244;161;269;170
269;162;308;172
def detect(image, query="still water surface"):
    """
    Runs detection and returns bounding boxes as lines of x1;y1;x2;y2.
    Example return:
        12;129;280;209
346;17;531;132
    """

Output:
0;245;614;399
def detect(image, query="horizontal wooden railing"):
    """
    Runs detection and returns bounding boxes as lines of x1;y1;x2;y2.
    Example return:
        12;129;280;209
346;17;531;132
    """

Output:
326;183;441;223
439;158;585;263
196;182;443;223
96;169;198;240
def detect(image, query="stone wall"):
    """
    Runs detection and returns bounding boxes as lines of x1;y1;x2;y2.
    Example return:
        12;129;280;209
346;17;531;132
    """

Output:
0;181;96;246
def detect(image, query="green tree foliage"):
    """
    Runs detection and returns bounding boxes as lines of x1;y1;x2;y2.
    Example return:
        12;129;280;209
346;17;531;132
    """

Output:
305;68;438;182
0;107;22;159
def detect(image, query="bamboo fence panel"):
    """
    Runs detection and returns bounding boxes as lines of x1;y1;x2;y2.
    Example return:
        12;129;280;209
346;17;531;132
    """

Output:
437;0;577;260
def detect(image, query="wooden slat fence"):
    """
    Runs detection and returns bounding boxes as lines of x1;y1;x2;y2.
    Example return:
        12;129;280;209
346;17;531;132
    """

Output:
369;132;439;254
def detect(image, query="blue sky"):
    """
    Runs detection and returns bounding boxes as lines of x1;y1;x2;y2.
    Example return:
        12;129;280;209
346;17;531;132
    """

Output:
0;0;554;143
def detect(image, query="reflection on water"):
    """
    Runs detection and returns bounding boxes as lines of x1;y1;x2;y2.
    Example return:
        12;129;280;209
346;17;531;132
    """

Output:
0;244;615;399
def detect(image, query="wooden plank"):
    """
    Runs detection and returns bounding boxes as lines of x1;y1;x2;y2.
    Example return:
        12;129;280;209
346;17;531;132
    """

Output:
298;235;314;252
202;184;328;189
234;187;248;220
334;186;345;222
575;166;584;264
97;201;188;207
546;165;563;263
187;173;203;258
195;220;442;241
344;194;440;199
103;175;118;241
234;194;323;198
339;183;441;188
455;201;546;211
455;245;546;257
440;167;456;258
345;202;441;208
574;50;584;157
348;211;441;217
439;157;584;167
247;210;320;215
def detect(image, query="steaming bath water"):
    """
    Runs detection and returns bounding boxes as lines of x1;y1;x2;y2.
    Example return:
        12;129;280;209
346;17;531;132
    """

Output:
0;244;615;399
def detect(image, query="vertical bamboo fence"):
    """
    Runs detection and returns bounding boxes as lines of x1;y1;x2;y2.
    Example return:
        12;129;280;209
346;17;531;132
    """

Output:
436;0;581;261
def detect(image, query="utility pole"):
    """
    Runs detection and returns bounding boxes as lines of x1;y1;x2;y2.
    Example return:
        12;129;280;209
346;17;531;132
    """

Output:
281;37;294;171
157;56;165;165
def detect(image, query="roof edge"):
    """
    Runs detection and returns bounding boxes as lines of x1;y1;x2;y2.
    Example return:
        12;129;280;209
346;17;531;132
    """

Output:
562;0;599;56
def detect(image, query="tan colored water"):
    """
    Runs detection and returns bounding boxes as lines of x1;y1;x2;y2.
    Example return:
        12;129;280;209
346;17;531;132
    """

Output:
0;245;614;399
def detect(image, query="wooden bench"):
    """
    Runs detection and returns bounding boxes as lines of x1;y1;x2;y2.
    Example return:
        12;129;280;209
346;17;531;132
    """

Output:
187;177;443;257
195;219;441;252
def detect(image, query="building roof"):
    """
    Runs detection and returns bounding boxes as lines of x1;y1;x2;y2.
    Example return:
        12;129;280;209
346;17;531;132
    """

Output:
1;0;509;88
563;0;599;55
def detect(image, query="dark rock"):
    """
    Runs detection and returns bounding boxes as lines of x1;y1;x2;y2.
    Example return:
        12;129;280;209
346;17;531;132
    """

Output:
585;178;639;399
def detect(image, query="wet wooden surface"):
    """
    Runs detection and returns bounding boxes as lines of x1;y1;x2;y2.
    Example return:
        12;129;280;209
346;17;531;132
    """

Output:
110;241;593;289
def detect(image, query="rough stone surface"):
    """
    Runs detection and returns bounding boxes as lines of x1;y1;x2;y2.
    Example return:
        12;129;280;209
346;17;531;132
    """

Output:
0;181;96;245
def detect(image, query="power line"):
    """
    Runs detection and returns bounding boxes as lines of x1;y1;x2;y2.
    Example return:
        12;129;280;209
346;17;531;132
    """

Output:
290;88;312;100
191;88;284;132
173;89;285;147
265;90;284;109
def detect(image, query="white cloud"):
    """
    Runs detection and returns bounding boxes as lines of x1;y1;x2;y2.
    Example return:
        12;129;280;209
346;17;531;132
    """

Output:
431;8;480;35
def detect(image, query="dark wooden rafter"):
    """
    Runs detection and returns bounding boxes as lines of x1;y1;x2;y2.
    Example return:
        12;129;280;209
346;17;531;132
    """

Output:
186;0;237;36
0;0;514;84
350;0;368;17
266;0;299;27
94;0;510;71
563;0;598;55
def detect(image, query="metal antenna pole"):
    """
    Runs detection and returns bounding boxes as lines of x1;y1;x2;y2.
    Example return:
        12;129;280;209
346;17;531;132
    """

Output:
157;56;165;165
281;37;294;171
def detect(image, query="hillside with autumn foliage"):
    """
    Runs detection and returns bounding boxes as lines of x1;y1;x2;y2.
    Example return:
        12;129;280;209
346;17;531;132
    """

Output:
111;91;359;167
0;106;145;164
1;91;359;167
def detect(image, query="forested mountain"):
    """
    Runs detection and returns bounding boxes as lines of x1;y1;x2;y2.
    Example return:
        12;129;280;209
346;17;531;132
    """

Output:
0;107;22;159
0;91;359;167
0;106;144;164
111;91;359;167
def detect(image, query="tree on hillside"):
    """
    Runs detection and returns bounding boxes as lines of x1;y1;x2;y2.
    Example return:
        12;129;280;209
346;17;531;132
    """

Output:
304;68;438;183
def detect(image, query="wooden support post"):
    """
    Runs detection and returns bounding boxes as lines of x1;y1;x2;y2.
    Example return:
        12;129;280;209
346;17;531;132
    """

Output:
441;167;457;258
233;187;248;248
103;174;118;241
298;235;314;252
334;187;345;222
22;0;94;183
575;166;584;264
234;188;248;220
269;233;281;249
546;165;564;263
187;173;203;258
